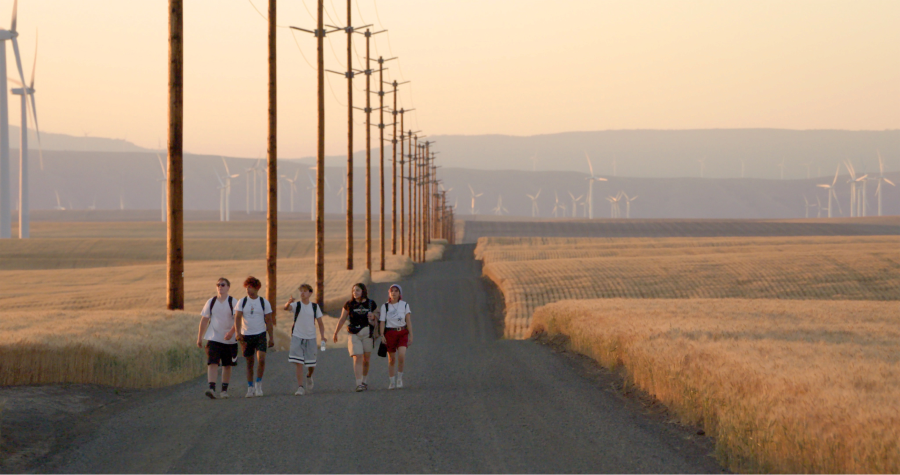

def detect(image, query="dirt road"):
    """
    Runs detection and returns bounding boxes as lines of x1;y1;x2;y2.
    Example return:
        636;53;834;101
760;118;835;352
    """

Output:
31;245;723;473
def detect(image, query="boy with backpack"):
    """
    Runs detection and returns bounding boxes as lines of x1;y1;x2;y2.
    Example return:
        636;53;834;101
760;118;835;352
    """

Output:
196;277;238;399
234;276;274;397
282;284;326;395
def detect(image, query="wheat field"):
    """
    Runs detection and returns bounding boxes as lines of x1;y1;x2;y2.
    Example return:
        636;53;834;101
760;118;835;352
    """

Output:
530;299;900;473
0;221;442;388
477;236;900;338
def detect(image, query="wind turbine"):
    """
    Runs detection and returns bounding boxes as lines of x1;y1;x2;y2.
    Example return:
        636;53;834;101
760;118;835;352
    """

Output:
585;152;607;219
816;165;842;218
492;195;507;216
528;153;538;171
0;0;30;238
156;154;166;222
874;151;895;216
568;192;583;219
11;29;41;238
220;157;239;221
244;159;260;213
606;194;620;218
622;192;637;218
52;190;64;210
552;191;561;217
280;170;299;213
526;188;541;217
697;158;705;178
803;195;811;218
214;169;226;221
777;159;785;180
468;185;483;216
844;160;866;218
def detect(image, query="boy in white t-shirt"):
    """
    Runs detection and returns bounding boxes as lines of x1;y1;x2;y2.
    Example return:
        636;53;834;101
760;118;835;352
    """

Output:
196;277;238;399
282;284;326;395
234;276;274;398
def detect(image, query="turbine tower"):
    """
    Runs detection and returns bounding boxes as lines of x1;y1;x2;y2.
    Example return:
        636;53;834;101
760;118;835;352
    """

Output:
0;0;30;238
875;151;895;216
585;152;607;219
280;170;300;213
12;29;40;238
220;157;239;221
816;165;842;218
568;192;583;219
468;185;483;216
526;188;541;217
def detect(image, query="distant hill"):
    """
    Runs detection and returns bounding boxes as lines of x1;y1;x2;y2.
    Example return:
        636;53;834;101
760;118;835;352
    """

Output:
7;149;899;219
429;129;900;180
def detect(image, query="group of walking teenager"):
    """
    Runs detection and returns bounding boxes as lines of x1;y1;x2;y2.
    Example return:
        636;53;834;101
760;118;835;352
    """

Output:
197;277;413;399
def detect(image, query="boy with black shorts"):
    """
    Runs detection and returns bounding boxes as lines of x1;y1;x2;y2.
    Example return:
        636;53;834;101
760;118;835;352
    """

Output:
235;276;274;398
283;284;326;396
197;277;238;399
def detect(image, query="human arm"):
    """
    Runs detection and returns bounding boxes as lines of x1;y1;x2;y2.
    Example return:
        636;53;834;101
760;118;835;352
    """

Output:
406;312;413;345
317;316;326;342
332;308;349;343
234;311;244;341
197;316;210;348
265;312;275;348
283;296;295;311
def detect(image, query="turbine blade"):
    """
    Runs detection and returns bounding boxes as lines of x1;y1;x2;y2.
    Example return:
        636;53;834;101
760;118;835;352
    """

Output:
27;94;44;170
884;178;896;186
157;153;166;177
10;0;17;33
584;151;594;176
29;29;36;88
11;38;27;94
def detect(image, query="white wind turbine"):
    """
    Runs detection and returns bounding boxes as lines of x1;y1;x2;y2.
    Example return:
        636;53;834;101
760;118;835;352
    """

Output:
214;169;226;221
52;190;64;210
844;160;867;218
606;194;621;218
585;152;607;219
697;158;705;178
622;192;637;218
12;29;41;238
552;191;561;217
280;170;299;213
874;151;895;216
244;159;260;213
569;192;583;219
492;194;507;216
0;0;30;238
803;195;811;218
220;157;239;221
815;194;823;218
526;188;541;217
816;165;842;218
777;159;785;180
156;154;166;222
468;185;483;216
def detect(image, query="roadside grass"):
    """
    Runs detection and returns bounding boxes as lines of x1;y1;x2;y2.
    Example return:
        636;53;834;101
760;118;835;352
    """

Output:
530;299;900;473
0;220;444;388
477;236;900;338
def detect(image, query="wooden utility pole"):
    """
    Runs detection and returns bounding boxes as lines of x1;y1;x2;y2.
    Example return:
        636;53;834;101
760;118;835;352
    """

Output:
378;59;385;271
266;0;277;318
344;1;354;270
166;0;184;310
387;81;408;256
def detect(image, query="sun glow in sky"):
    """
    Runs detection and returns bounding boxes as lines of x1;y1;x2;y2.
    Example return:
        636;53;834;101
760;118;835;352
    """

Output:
5;0;899;158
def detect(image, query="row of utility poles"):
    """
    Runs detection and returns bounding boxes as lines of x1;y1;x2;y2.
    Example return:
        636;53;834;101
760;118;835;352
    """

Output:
165;0;455;310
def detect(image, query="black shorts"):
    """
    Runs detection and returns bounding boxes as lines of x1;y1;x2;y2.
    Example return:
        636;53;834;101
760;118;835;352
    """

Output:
241;332;268;357
206;341;239;367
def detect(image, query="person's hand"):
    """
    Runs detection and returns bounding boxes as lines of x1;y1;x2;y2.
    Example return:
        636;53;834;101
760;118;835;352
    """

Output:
381;336;387;345
224;329;235;340
332;333;338;343
408;334;413;346
287;296;295;304
236;334;244;342
196;338;202;348
268;339;275;348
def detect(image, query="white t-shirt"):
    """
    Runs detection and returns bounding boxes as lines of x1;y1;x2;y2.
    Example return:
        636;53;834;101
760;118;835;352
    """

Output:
201;296;237;344
379;300;410;329
287;301;322;339
238;296;272;336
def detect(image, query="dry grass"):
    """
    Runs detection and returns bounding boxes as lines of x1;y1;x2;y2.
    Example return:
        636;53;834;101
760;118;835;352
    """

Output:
477;236;900;338
0;220;436;388
530;299;900;473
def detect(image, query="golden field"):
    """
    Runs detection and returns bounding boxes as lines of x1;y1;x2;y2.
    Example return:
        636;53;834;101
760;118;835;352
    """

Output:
476;236;900;338
0;220;442;388
530;299;900;473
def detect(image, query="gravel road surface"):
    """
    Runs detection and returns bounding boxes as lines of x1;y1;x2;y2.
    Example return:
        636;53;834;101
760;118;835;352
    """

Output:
34;244;723;473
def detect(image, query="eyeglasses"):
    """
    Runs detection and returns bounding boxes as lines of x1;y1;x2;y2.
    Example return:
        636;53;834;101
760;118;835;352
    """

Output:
217;283;228;287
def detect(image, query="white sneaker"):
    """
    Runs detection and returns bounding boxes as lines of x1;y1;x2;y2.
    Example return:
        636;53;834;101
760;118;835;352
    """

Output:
307;376;314;390
245;386;256;398
255;382;264;397
388;379;396;390
219;391;230;399
294;386;305;396
397;376;403;389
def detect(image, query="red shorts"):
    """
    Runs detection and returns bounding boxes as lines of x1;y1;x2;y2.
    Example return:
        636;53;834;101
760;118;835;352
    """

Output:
384;328;409;353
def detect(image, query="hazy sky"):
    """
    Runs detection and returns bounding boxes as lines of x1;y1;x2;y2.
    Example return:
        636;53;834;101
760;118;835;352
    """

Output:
5;0;899;158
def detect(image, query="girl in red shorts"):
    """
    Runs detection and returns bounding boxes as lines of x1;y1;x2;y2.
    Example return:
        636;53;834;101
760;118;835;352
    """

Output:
378;284;412;389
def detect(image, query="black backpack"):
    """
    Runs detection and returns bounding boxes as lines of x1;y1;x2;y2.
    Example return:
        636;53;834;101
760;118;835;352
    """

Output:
208;296;235;315
240;296;269;315
291;301;320;335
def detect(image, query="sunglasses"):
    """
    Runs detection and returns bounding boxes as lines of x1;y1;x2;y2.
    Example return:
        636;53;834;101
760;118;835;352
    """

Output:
217;283;229;287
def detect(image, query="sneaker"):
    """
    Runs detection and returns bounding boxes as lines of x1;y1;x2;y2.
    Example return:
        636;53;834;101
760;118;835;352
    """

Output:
355;384;365;392
245;386;256;398
362;382;368;390
294;386;306;396
255;382;264;397
388;379;396;390
307;376;314;391
219;391;230;399
397;376;403;389
205;389;217;399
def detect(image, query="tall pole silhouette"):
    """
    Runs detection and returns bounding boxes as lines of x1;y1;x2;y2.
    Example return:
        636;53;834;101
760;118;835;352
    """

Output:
387;80;408;256
378;60;385;270
266;0;277;317
167;0;184;310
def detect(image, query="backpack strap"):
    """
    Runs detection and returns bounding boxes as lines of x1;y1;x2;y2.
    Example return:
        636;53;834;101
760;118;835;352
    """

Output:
240;297;247;310
227;296;234;314
312;303;319;319
259;296;268;314
208;296;217;313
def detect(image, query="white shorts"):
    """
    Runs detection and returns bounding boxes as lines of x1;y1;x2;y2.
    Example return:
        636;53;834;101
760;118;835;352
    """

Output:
289;337;318;367
348;326;374;356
